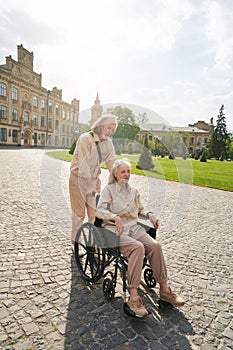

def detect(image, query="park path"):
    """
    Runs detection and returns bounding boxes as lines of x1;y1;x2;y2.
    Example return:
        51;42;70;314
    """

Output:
0;149;232;350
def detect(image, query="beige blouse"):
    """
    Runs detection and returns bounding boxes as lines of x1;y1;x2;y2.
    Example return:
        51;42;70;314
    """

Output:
96;182;148;227
70;132;116;179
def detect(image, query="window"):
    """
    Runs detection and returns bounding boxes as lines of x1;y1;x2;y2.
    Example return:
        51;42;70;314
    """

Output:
55;135;58;145
41;134;45;144
33;132;37;144
55;120;59;129
204;137;208;144
33;95;38;107
0;82;7;97
56;104;59;115
41;116;45;127
41;99;45;109
12;108;18;121
0;105;7;119
49;102;52;113
12;130;18;142
67;112;70;120
62;110;66;119
24;111;29;123
0;128;7;141
12;87;18;101
32;114;37;126
48;117;52;129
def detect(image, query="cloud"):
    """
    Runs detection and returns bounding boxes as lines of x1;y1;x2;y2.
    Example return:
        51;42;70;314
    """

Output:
0;0;233;131
0;8;59;51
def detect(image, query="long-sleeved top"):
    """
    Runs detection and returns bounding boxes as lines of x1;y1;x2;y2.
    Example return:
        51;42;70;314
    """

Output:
96;182;149;230
70;131;116;179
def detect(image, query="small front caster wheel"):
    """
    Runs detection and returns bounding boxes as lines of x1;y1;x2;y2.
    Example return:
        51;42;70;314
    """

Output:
144;268;156;288
103;278;115;301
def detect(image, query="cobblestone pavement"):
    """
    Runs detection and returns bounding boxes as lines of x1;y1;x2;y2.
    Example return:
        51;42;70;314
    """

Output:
0;149;232;350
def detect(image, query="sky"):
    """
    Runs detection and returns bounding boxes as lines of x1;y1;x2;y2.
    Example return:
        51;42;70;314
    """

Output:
0;0;233;131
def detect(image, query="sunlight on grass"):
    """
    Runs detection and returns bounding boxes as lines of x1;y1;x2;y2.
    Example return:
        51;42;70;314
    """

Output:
46;150;233;191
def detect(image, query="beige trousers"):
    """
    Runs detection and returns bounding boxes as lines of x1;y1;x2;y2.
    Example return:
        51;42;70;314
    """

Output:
119;225;168;289
69;173;101;241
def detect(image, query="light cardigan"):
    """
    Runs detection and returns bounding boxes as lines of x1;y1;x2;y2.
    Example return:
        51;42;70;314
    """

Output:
70;132;115;179
96;182;149;227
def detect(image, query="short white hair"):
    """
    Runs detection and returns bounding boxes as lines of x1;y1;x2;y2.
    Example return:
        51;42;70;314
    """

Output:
108;158;131;184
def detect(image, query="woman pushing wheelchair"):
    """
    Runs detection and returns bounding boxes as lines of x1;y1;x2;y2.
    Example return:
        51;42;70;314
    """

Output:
96;158;185;318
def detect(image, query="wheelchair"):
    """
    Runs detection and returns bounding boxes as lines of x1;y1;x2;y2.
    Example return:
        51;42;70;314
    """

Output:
74;204;172;316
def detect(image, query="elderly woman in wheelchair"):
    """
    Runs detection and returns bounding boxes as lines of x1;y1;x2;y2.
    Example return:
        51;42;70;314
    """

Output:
74;158;185;318
95;158;185;318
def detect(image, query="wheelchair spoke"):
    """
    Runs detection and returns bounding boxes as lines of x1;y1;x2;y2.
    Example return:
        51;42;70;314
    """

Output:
74;223;105;282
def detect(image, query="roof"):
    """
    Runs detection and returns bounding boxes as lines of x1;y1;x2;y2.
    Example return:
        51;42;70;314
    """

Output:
140;123;209;134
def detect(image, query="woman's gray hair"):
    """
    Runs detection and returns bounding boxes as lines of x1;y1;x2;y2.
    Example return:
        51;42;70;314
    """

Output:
91;114;118;135
108;158;131;184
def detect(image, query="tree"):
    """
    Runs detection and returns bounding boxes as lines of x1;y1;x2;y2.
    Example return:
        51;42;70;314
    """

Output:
113;123;140;141
136;134;154;170
136;112;149;125
209;105;228;159
107;106;140;141
226;133;233;160
200;148;208;162
107;106;137;125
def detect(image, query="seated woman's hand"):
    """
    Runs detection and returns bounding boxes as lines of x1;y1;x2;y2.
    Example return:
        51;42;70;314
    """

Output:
148;213;159;230
114;215;124;236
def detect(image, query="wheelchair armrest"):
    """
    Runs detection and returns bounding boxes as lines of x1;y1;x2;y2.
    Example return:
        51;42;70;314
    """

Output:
94;217;103;227
137;221;156;239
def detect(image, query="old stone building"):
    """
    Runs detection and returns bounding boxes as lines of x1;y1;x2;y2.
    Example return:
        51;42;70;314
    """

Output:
137;119;214;155
0;44;79;147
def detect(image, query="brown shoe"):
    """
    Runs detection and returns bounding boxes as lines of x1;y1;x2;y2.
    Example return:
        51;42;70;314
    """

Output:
127;296;149;318
159;287;185;307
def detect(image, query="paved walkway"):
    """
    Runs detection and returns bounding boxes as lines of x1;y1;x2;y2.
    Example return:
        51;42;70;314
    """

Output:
0;149;232;350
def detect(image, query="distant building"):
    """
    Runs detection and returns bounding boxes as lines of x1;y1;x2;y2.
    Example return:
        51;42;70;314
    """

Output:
137;119;214;155
0;44;79;147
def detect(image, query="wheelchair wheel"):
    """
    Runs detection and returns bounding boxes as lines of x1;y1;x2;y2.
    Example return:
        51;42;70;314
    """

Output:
144;268;157;288
103;278;115;301
74;223;105;283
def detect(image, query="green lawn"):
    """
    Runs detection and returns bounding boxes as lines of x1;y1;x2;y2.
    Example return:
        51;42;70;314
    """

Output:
46;150;233;192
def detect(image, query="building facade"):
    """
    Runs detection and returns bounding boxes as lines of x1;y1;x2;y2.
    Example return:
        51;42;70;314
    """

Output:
0;44;79;148
137;119;214;155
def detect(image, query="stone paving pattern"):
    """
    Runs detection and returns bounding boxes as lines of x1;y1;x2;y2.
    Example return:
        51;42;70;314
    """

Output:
0;149;232;350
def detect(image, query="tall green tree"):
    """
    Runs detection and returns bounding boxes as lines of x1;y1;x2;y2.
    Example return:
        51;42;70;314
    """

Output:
136;134;154;170
107;106;137;125
226;132;233;160
209;105;228;159
107;106;140;141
